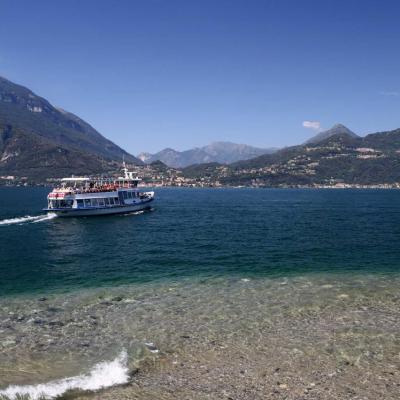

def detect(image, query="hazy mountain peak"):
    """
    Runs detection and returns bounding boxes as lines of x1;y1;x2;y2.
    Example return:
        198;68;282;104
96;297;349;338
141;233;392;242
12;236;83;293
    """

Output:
306;123;358;144
331;123;348;129
137;152;152;162
138;142;277;168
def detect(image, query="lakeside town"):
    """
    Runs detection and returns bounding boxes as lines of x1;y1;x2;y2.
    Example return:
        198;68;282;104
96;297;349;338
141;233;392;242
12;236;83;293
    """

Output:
2;161;400;189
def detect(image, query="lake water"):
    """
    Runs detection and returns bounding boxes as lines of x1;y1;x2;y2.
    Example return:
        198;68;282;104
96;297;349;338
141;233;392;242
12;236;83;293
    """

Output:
1;187;400;399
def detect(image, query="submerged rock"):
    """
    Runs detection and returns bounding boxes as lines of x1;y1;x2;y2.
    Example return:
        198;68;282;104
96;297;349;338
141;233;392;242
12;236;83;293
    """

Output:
145;342;159;353
48;320;65;327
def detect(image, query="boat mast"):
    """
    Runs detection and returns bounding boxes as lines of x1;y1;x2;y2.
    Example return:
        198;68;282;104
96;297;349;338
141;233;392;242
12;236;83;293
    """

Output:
122;156;130;180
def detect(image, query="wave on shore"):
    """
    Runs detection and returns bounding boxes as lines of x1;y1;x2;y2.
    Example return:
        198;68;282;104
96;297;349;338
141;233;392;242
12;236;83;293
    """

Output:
0;350;129;400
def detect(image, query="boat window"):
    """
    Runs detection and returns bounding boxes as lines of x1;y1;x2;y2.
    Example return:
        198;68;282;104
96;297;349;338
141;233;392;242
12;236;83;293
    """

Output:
60;200;71;208
104;198;110;206
128;192;132;199
114;197;120;205
91;199;99;207
98;199;105;206
84;199;91;207
122;191;128;199
77;199;84;208
109;198;114;205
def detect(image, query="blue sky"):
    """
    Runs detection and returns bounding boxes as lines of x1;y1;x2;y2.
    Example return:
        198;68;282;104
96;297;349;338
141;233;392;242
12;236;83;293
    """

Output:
1;0;399;154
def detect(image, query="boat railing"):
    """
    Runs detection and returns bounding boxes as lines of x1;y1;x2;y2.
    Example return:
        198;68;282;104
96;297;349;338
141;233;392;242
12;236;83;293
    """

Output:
52;183;139;195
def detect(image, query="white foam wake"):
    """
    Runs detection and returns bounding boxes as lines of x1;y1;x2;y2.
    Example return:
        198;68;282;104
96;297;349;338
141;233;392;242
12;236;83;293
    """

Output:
0;350;129;400
32;213;57;223
0;213;57;226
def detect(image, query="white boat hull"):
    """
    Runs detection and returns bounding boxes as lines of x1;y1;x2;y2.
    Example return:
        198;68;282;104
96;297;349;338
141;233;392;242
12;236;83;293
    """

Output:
48;199;153;217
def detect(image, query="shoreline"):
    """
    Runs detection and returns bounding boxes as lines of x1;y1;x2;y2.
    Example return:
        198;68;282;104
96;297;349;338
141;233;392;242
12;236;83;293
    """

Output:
1;183;400;189
1;273;400;399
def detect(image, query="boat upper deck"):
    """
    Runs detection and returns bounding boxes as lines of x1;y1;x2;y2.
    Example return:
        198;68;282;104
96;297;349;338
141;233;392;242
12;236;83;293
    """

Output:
49;176;141;198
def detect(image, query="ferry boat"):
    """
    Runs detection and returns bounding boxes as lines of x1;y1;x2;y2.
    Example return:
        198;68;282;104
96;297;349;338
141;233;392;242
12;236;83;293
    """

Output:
44;165;154;217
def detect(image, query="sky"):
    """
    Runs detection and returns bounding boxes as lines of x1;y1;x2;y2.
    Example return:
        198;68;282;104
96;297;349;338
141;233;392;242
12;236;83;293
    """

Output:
1;0;399;154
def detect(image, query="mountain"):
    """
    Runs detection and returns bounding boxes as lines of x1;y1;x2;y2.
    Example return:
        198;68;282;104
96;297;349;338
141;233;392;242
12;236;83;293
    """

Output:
145;148;184;168
305;123;359;144
202;142;278;164
139;142;277;168
181;125;400;186
0;76;141;180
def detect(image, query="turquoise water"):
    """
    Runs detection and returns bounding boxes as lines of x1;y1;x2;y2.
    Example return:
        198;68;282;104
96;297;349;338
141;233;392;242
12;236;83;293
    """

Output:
1;187;400;296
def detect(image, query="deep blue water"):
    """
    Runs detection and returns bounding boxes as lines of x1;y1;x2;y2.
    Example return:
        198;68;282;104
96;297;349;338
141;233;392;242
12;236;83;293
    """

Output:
1;187;400;296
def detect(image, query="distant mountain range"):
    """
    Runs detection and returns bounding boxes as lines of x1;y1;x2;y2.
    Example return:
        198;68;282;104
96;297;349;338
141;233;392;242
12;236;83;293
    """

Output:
138;142;277;168
0;76;141;180
1;75;399;186
181;124;400;186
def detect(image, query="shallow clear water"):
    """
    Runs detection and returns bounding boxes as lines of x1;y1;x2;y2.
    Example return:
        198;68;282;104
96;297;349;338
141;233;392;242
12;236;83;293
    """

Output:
1;187;400;398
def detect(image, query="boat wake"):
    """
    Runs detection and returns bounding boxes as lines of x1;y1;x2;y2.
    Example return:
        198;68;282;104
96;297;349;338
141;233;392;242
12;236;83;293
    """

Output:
0;350;129;400
0;213;57;226
123;207;155;217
